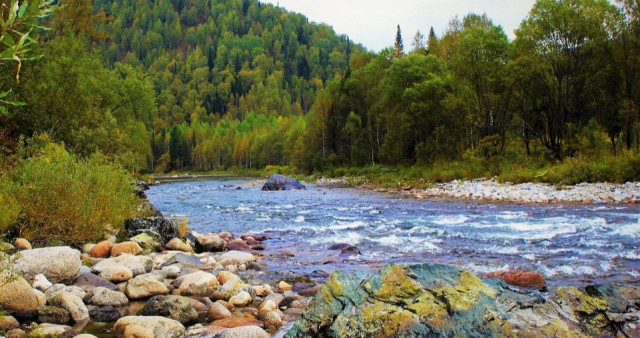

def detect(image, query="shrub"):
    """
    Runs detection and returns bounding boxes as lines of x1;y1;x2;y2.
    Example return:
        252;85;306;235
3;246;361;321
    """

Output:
8;142;138;244
0;177;20;234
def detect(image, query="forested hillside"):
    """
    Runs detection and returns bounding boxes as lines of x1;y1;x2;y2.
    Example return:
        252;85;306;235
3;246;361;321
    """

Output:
1;0;640;183
92;0;359;171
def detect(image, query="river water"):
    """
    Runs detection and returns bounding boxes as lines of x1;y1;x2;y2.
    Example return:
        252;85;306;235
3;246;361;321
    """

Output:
147;176;640;287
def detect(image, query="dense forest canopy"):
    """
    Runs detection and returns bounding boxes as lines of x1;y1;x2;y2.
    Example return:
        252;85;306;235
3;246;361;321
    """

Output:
1;0;639;182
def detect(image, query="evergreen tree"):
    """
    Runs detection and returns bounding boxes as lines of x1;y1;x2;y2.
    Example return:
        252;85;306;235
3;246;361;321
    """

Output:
394;25;404;58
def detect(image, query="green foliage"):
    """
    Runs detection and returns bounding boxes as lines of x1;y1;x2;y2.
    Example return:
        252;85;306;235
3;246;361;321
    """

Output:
0;175;20;231
5;138;138;244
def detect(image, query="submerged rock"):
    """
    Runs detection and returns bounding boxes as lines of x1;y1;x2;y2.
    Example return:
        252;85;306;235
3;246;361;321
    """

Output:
261;174;306;191
286;263;639;338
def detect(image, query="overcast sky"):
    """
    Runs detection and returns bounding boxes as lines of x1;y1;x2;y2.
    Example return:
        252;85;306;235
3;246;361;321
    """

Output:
260;0;537;52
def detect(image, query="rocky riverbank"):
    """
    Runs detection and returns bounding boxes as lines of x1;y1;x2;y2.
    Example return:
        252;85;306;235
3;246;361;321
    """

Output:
320;177;640;204
0;230;316;338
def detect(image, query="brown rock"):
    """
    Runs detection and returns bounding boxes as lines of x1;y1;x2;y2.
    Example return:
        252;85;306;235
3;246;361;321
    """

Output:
0;315;20;331
13;238;31;251
278;281;293;292
166;238;193;253
99;266;134;283
298;285;323;297
216;300;236;313
90;241;114;258
6;329;25;338
211;317;263;328
111;242;143;257
0;272;40;314
218;232;234;241
244;237;258;245
484;270;546;290
227;239;251;252
207;302;232;321
251;244;266;251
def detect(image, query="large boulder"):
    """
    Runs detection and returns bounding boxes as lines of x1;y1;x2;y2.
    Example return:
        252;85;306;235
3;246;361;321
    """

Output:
0;272;40;314
261;174;306;191
111;241;143;257
286;263;639;338
113;316;185;338
124;216;178;245
142;295;199;324
10;246;81;283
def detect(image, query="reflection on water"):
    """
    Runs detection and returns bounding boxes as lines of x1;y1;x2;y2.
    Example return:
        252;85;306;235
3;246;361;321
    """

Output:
147;176;640;286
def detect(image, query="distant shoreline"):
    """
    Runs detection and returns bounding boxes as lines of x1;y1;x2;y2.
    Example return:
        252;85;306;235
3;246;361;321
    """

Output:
358;179;640;204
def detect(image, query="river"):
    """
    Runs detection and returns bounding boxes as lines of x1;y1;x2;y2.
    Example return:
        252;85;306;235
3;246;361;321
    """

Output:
147;176;640;287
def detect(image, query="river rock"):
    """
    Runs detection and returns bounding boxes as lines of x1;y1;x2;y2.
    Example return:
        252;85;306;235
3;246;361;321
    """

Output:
13;238;31;251
0;272;40;314
211;317;263;329
217;326;270;338
227;239;251;252
229;291;252;307
278;281;293;291
99;266;134;282
37;306;71;324
124;216;179;245
90;241;113;258
44;284;86;301
111;241;143;257
0;315;20;331
84;287;128;307
166;238;193;252
73;272;118;293
113;316;185;338
28;323;72;337
142;295;199;324
0;241;14;252
262;310;283;330
261;174;306;191
125;275;169;299
87;305;121;322
48;292;89;322
195;234;226;252
218;251;256;266
33;273;53;291
172;270;219;296
10;246;81;283
212;274;246;301
92;254;153;276
207;302;232;321
160;252;207;270
131;232;162;251
484;270;546;290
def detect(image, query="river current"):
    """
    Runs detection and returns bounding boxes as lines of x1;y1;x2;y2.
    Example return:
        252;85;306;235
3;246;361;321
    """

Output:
147;176;640;286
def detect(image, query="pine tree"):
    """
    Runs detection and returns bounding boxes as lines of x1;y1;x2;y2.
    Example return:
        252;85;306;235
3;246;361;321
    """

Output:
427;26;438;55
394;25;404;58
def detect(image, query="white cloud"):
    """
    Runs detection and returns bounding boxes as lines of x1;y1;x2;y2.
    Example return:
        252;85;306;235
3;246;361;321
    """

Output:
260;0;536;51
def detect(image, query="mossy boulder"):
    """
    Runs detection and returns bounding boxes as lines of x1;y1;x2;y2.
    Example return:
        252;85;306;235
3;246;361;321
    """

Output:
286;263;637;338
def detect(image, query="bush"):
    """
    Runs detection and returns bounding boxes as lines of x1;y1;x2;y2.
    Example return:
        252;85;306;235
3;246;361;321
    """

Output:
7;142;138;244
0;177;20;232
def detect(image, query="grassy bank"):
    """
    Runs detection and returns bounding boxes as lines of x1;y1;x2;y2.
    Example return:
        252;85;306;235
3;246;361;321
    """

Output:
165;150;640;190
